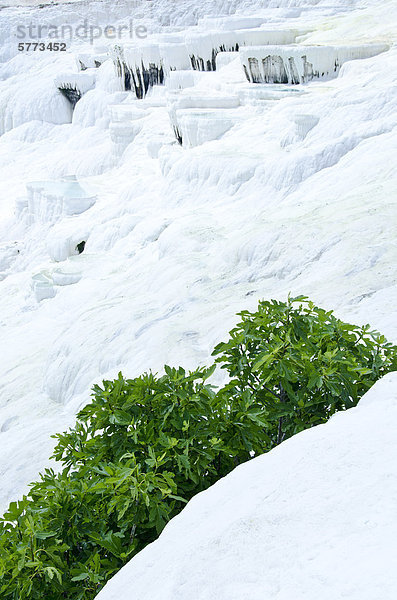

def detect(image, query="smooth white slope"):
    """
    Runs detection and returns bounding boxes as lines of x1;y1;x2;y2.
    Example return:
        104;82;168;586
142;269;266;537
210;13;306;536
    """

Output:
96;372;397;600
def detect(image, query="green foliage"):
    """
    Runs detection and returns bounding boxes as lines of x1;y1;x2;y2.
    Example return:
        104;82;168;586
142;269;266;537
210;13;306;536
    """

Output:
0;296;395;599
213;295;397;445
0;366;266;599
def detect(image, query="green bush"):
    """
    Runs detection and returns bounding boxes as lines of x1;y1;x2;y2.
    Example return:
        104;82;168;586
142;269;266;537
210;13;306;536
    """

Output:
213;295;397;445
0;296;395;599
0;367;267;600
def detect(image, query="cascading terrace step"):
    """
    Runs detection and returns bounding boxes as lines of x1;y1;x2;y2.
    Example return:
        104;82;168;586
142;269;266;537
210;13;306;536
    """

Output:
240;44;389;84
110;28;302;98
54;71;96;107
167;91;240;147
16;179;96;226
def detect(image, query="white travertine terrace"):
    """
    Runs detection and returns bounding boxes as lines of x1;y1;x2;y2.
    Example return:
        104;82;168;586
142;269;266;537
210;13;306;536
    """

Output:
110;28;300;97
185;28;299;71
167;91;240;147
54;71;97;106
240;43;389;83
76;52;108;71
18;180;96;225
